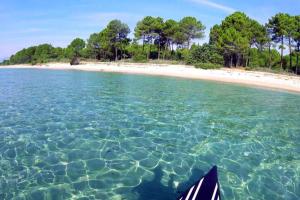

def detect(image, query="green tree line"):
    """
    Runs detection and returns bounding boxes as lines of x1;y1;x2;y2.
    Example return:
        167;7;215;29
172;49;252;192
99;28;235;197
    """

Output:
1;12;300;74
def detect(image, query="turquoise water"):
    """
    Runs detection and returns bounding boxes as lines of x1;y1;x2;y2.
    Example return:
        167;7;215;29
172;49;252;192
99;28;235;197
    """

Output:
0;69;299;200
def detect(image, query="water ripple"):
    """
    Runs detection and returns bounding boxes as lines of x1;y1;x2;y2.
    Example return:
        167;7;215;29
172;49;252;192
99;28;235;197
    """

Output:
0;69;299;199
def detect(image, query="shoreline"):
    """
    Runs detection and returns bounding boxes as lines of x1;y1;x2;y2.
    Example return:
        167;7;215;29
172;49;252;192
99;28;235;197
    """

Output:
1;62;300;93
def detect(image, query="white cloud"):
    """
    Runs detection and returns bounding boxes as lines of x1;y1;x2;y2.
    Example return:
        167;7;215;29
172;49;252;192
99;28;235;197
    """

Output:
187;0;235;13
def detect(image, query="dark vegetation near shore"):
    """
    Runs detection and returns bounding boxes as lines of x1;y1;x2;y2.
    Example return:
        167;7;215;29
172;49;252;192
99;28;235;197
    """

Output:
1;12;300;74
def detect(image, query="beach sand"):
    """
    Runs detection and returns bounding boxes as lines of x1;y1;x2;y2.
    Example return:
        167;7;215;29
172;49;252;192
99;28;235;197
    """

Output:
1;62;300;93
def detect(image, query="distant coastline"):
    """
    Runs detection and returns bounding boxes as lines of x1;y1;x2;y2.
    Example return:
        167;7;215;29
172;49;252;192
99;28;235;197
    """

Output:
2;13;300;76
1;62;300;93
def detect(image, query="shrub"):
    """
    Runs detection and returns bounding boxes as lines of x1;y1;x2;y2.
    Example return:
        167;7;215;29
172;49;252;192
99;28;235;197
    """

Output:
175;48;190;61
186;44;223;65
0;60;10;65
132;53;147;62
194;62;222;69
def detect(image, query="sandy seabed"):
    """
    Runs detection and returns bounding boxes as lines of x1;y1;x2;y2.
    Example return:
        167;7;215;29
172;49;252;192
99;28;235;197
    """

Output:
1;62;300;93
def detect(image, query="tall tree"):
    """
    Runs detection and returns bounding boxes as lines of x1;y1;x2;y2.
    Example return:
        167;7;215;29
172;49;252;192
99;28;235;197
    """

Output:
86;29;113;60
87;33;102;60
250;20;268;51
209;25;222;45
179;17;205;48
265;24;276;69
163;19;179;51
210;12;255;67
151;17;164;60
135;16;155;54
134;16;165;60
9;46;36;64
293;15;300;74
267;13;290;70
32;44;56;63
106;20;130;61
222;27;249;67
99;29;112;59
283;14;297;70
247;20;268;66
67;38;86;58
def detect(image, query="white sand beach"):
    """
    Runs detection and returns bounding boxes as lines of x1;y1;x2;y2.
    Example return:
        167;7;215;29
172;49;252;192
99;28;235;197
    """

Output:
1;62;300;93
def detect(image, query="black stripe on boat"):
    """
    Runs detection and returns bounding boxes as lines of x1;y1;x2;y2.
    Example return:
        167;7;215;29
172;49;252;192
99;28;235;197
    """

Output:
178;166;221;200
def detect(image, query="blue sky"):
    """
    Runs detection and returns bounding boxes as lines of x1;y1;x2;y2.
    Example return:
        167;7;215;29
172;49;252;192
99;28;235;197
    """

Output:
1;0;299;60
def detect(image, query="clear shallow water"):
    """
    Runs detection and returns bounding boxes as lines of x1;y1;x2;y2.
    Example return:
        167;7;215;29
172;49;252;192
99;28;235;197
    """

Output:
0;69;299;200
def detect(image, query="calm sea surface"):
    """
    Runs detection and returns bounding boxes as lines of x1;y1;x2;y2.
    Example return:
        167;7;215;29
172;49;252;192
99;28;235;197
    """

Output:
0;69;299;200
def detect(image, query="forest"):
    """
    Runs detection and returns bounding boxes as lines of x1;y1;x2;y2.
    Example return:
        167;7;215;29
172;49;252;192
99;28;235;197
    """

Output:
1;12;300;74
